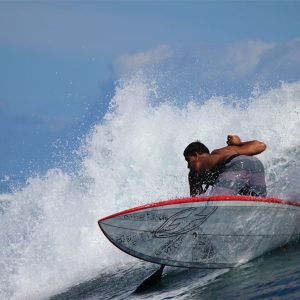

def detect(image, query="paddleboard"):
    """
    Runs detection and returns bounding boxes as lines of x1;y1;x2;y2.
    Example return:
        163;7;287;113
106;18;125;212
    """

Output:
98;195;300;268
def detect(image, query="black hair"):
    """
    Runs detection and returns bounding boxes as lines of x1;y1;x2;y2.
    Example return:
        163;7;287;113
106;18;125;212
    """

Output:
183;141;210;157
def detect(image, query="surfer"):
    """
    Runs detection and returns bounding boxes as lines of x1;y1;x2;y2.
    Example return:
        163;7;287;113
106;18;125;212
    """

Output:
184;135;267;197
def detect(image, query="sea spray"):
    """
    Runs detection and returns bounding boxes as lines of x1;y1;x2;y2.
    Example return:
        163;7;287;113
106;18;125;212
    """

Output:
1;73;300;299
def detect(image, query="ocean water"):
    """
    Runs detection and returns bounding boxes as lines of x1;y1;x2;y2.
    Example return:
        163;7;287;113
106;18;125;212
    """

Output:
1;74;300;299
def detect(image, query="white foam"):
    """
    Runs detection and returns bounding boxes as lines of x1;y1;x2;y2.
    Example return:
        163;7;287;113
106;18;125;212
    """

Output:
0;194;13;202
1;73;300;299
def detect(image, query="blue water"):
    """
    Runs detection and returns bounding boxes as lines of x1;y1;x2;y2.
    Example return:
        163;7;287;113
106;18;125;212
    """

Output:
1;75;300;299
50;242;300;300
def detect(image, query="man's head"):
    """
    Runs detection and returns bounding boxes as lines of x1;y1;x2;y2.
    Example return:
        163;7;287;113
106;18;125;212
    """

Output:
183;141;209;157
183;141;210;173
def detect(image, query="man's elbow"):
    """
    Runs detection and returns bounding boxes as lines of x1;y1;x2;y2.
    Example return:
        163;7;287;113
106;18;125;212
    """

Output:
255;141;267;153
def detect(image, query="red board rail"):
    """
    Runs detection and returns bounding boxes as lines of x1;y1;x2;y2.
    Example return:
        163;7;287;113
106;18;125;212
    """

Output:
99;195;300;222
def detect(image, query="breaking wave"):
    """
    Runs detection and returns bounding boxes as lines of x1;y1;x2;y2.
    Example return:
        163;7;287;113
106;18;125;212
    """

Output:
1;73;300;299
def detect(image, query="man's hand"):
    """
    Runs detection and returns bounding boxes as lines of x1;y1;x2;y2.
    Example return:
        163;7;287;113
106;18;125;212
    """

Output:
227;135;242;146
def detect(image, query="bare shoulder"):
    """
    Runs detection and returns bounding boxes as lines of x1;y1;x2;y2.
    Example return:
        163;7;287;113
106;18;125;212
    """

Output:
211;146;237;156
203;149;236;169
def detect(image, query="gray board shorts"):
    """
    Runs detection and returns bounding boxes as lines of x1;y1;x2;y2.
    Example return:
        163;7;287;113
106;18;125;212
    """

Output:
210;155;267;197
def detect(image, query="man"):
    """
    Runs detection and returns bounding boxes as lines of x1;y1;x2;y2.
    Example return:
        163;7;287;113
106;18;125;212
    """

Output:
183;135;267;197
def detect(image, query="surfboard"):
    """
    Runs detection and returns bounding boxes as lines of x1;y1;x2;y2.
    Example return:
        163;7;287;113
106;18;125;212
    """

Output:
98;195;300;268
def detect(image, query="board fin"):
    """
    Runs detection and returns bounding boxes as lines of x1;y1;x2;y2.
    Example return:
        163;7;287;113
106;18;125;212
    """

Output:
134;265;165;293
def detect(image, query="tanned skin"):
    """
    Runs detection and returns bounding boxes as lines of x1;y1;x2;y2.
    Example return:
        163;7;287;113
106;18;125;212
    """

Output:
185;135;267;175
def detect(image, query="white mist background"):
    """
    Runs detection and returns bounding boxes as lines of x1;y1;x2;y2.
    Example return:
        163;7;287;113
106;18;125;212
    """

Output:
1;73;300;299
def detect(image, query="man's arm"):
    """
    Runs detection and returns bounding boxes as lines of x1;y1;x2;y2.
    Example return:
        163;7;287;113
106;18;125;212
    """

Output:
201;135;267;171
189;171;204;196
211;135;267;156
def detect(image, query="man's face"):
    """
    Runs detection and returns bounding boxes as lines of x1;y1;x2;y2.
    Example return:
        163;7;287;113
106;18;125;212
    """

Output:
185;154;203;173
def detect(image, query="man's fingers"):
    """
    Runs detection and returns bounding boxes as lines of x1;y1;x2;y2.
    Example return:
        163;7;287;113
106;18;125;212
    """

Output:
227;135;232;144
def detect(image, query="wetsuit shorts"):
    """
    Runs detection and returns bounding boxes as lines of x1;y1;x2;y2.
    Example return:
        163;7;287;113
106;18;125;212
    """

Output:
210;155;267;197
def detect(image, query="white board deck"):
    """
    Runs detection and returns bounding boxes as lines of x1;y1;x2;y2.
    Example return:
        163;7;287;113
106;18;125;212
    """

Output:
98;195;300;268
